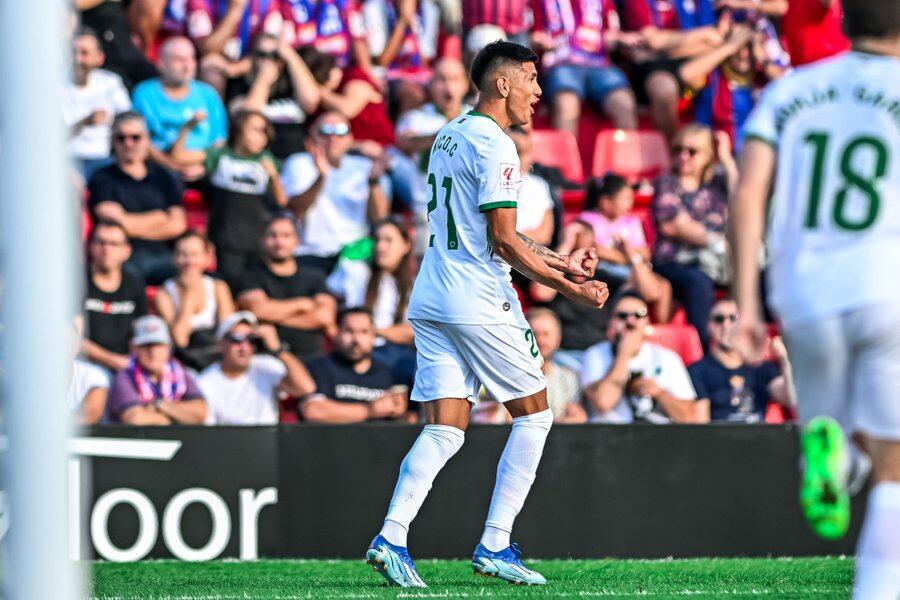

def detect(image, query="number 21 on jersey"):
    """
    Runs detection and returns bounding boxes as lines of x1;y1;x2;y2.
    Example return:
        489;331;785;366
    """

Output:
427;173;458;249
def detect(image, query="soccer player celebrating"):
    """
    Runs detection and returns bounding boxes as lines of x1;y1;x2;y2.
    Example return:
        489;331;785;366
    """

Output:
730;1;900;597
365;41;609;587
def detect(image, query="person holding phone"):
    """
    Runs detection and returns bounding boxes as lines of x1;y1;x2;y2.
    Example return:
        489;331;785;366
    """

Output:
581;291;707;423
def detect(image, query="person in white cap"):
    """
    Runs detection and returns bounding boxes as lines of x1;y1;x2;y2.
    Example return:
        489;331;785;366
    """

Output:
106;315;207;424
198;311;314;425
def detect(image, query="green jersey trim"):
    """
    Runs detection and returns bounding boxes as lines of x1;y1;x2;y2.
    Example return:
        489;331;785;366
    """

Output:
745;133;777;149
466;110;501;128
479;201;518;212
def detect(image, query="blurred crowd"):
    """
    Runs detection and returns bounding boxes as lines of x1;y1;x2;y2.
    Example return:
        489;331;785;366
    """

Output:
67;0;850;426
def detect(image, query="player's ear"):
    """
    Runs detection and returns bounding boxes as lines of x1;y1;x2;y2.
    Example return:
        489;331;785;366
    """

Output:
496;74;510;99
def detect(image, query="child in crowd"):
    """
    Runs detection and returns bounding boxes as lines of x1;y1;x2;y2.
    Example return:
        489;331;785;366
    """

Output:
564;174;671;322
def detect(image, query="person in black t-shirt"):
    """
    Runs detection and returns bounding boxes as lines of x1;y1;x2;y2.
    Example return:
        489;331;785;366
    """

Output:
82;220;148;371
300;308;407;423
688;298;796;422
87;112;186;285
236;216;337;360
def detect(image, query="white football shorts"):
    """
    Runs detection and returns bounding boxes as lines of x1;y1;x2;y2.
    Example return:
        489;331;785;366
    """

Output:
783;301;900;441
410;319;547;404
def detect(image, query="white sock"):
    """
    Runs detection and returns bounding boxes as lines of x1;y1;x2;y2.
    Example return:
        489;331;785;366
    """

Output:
481;408;553;552
853;481;900;600
380;424;466;547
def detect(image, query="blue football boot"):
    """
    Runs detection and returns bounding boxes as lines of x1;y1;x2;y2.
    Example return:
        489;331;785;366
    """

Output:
472;543;547;585
366;534;427;587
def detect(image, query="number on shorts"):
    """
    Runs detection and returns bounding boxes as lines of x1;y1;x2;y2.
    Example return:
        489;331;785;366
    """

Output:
524;329;539;358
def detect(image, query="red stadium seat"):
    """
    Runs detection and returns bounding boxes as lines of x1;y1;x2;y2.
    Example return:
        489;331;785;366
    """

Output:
531;129;584;182
648;323;704;366
592;129;670;181
145;286;158;313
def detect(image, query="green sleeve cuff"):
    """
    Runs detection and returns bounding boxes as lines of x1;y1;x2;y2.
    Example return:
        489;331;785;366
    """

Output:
745;133;777;149
478;201;518;212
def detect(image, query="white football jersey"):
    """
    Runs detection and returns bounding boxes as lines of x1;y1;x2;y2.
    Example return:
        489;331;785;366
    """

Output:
744;52;900;326
408;110;527;327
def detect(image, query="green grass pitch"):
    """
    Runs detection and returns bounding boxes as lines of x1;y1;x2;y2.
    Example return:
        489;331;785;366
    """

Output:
91;556;853;599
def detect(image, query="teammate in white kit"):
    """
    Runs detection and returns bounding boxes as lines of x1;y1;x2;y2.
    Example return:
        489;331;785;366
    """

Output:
365;41;609;587
730;1;900;597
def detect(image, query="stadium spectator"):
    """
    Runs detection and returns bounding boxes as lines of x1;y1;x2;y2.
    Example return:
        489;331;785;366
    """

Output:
326;218;416;381
77;0;158;87
530;0;639;138
280;0;371;69
227;37;326;158
237;216;337;360
190;0;286;94
394;57;471;243
175;109;287;289
299;307;408;423
363;0;440;115
82;220;149;372
527;308;587;423
651;124;737;349
282;111;390;274
688;298;795;422
318;55;397;149
530;230;617;372
199;311;314;425
508;127;554;246
571;174;671;322
394;57;470;160
581;291;707;423
155;231;236;371
87;112;187;285
461;0;528;46
617;0;724;140
69;316;111;425
132;36;227;180
63;27;133;180
107;315;207;425
681;24;785;153
781;0;849;67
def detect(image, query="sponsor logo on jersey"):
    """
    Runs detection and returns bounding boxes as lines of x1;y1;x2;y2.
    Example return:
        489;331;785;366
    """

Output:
500;163;517;189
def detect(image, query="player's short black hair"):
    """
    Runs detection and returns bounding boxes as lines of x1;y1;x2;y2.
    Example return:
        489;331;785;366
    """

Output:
585;173;629;210
338;306;374;328
470;40;538;92
843;0;900;39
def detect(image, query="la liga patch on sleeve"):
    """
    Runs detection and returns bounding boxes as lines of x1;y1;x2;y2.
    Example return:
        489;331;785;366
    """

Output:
499;163;517;189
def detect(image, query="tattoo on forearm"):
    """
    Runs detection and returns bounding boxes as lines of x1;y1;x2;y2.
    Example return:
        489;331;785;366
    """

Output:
516;232;567;271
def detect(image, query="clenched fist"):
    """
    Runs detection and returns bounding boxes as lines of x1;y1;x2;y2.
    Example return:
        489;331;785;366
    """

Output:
566;246;599;278
567;279;609;308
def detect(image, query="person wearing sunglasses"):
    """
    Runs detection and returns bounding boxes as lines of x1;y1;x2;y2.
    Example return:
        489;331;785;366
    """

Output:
87;111;187;286
197;311;314;425
687;298;794;423
650;123;738;349
282;111;390;275
581;291;707;424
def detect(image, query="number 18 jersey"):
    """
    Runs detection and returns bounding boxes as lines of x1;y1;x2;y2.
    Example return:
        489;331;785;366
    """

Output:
744;52;900;327
407;110;527;327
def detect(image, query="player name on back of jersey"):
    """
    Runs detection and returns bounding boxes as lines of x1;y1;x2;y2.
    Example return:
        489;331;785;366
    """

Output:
774;83;900;134
432;132;459;157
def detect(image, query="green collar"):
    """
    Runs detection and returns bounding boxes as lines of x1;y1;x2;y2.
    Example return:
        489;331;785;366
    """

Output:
467;109;502;128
